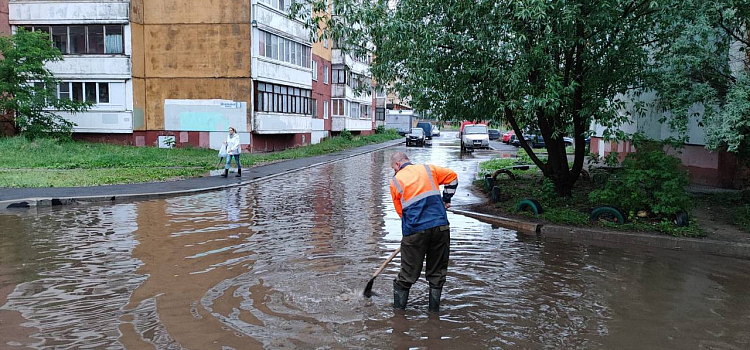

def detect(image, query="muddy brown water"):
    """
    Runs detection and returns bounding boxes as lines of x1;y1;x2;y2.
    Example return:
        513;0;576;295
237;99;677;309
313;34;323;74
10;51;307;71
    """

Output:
1;134;750;349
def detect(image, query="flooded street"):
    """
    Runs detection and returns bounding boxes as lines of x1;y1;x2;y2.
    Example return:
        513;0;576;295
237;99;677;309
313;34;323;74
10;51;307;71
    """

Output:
2;133;750;349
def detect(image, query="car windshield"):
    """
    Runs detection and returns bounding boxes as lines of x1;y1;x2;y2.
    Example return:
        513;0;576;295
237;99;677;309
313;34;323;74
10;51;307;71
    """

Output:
465;125;488;134
410;128;424;135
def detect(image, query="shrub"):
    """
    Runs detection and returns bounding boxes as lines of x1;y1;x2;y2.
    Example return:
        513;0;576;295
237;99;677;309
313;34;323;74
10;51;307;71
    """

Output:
340;129;354;140
589;141;691;217
375;125;387;134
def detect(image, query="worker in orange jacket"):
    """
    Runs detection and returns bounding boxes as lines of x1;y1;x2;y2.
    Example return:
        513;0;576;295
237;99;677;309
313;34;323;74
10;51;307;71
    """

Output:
389;151;458;311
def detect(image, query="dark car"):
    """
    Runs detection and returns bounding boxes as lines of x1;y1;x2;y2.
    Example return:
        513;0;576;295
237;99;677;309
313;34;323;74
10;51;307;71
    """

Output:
416;122;433;140
511;133;574;148
406;128;426;147
488;129;502;140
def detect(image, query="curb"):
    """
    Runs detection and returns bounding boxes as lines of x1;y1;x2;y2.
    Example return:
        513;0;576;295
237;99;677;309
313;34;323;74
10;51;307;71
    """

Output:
449;209;750;260
449;209;540;234
0;139;405;212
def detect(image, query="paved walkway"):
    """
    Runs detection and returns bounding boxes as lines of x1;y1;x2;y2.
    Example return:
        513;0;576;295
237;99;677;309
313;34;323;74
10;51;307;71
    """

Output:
0;139;404;209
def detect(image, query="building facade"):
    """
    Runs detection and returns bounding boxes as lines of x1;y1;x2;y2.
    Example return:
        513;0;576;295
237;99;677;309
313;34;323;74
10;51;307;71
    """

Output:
8;0;375;150
250;0;314;152
330;40;374;135
9;0;134;140
590;91;746;189
311;13;332;144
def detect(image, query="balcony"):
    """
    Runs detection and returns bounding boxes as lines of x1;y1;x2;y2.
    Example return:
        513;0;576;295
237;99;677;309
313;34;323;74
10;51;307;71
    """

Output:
254;112;312;134
331;116;371;132
9;1;130;24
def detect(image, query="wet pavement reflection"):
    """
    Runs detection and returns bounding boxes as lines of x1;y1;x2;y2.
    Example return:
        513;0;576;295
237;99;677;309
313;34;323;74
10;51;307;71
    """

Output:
1;132;750;349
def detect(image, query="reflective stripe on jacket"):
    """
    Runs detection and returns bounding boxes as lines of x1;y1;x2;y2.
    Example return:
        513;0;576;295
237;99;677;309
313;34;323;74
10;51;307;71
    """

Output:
390;163;458;236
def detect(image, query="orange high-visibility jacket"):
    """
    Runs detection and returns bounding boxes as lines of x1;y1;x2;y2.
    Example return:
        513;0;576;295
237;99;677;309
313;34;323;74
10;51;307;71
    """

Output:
390;163;458;236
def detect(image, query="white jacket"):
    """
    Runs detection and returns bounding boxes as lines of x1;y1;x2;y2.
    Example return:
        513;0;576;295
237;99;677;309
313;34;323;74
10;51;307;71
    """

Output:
226;134;241;155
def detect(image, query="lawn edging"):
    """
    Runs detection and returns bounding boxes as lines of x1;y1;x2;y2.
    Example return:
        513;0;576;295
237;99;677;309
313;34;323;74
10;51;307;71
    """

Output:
451;208;750;260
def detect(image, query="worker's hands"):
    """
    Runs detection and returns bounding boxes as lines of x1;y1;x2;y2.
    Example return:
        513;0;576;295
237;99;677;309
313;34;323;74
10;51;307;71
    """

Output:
444;202;450;210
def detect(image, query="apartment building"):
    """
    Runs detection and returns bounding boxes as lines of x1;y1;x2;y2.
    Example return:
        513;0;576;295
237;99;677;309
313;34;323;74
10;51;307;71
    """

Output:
8;0;375;150
1;0;9;35
331;40;375;135
311;16;332;144
9;0;134;139
250;0;314;151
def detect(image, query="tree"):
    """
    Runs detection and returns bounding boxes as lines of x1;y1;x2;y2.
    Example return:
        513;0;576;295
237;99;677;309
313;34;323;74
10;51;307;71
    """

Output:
648;0;750;156
294;0;669;196
0;28;89;140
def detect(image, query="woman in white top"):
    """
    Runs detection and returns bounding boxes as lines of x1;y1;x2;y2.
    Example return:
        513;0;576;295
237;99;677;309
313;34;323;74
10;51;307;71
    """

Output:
222;127;242;178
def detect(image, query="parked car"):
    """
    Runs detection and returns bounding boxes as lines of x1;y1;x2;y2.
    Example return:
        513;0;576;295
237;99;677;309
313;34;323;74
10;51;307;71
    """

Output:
510;133;574;148
461;124;490;151
432;125;441;137
416;122;433;140
502;130;515;143
488;129;501;140
406;127;426;147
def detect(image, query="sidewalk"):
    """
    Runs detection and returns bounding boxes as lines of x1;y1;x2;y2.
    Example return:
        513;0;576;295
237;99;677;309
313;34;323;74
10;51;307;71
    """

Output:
0;138;404;210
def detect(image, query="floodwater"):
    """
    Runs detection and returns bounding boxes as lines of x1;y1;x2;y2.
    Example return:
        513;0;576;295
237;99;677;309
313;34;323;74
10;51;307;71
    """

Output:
1;133;749;349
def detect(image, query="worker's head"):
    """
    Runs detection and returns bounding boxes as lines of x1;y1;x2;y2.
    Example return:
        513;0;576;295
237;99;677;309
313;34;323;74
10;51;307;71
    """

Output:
390;152;410;174
228;127;236;135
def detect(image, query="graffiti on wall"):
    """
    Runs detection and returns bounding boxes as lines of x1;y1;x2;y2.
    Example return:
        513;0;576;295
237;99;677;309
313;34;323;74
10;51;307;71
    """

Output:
164;99;248;132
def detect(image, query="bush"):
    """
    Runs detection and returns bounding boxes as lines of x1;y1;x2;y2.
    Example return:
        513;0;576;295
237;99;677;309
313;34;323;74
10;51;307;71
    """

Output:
375;125;387;134
340;129;354;140
589;141;691;217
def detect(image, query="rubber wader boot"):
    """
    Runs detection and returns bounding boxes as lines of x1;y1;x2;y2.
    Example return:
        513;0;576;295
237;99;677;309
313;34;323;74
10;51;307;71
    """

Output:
221;169;228;178
428;287;442;312
236;168;241;177
393;280;409;310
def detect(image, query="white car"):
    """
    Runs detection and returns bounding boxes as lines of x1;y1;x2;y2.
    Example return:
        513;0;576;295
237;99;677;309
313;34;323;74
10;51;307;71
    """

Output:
461;124;490;151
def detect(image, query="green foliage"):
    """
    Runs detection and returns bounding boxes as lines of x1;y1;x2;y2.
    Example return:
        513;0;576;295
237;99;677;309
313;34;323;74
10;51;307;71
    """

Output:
541;208;590;226
340;129;354;140
0;29;90;140
375;125;387;134
590;142;692;217
291;0;673;196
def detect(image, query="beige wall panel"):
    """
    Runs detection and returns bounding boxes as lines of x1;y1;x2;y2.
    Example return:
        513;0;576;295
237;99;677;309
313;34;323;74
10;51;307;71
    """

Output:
131;23;145;78
130;0;144;24
132;78;148;130
145;24;251;78
142;0;250;24
145;78;251;130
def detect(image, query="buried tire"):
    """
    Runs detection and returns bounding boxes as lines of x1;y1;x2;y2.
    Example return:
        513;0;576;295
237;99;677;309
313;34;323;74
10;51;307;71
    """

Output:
590;205;626;225
484;175;496;192
674;211;689;227
516;199;543;217
490;186;502;203
492;169;516;181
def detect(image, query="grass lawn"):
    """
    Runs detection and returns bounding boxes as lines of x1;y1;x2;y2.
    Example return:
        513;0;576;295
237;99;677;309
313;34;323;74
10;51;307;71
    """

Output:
0;132;401;187
476;156;706;237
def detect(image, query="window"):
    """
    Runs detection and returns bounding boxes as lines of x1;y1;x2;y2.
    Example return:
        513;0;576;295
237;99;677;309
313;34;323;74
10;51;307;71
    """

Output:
258;30;311;69
323;37;328;48
24;25;124;55
332;68;346;84
323;65;328;84
254;81;312;115
350;101;360;119
323;100;329;119
104;25;124;54
68;26;86;54
376;108;385;121
332;99;345;116
51;26;68;53
258;0;308;13
55;81;110;104
312;98;317;118
88;25;105;54
361;105;370;119
312;60;318;80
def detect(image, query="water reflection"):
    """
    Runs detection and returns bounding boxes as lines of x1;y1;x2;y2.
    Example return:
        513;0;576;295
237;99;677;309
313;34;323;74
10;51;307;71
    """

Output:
0;138;749;349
